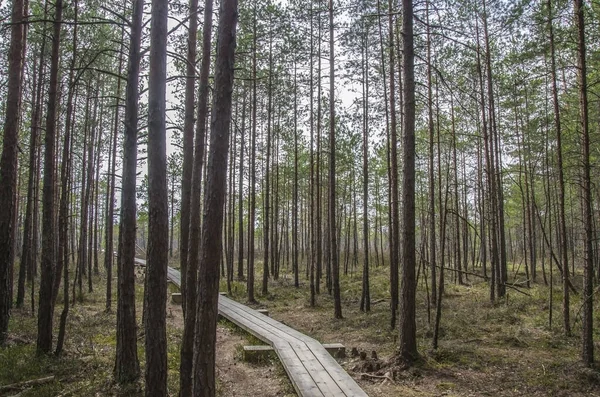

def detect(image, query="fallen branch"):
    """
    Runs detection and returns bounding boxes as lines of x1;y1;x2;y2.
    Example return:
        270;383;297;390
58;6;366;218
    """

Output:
0;376;55;392
359;372;395;384
504;283;532;297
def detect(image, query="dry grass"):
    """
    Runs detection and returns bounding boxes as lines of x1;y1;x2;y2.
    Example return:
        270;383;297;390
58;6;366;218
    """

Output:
1;258;293;397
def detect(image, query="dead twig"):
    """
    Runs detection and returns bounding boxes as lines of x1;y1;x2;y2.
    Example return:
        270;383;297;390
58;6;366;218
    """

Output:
359;372;395;384
0;376;55;393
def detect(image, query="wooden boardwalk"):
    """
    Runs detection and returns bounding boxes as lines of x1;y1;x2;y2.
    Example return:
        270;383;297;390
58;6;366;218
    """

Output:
133;258;368;397
217;294;368;397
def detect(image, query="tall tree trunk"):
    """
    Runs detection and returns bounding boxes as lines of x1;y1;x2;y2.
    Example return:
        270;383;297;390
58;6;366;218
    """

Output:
36;0;62;355
360;19;370;312
386;0;399;330
55;0;78;354
180;0;214;393
309;0;316;307
180;0;199;318
547;0;571;337
573;0;593;366
262;11;274;296
0;0;25;344
329;0;342;320
115;0;143;383
399;0;418;363
247;3;258;303
238;89;246;281
144;0;169;394
192;1;238;394
316;6;323;296
18;31;44;309
425;0;436;305
104;28;124;311
293;64;299;288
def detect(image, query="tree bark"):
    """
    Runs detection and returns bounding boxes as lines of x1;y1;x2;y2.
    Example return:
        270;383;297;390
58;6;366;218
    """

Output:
328;0;342;320
386;0;399;330
573;0;593;366
115;0;143;383
180;0;214;392
36;0;63;355
398;0;418;363
180;0;199;319
144;0;170;394
192;1;238;395
0;0;25;345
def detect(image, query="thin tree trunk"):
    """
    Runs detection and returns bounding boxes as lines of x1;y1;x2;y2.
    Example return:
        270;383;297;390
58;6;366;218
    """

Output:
329;0;342;320
386;0;399;330
238;89;246;281
573;0;593;366
179;0;199;319
247;4;257;303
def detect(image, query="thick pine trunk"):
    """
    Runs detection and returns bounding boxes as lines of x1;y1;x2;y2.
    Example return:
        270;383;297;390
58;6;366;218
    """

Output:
0;0;25;345
115;0;143;383
399;0;418;363
192;1;238;395
180;0;214;392
37;0;62;355
144;0;170;393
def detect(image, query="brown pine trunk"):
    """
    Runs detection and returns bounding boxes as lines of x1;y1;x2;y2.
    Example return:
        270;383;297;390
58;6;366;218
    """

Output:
238;89;246;281
262;17;274;296
0;0;26;345
247;3;257;303
309;0;316;307
179;0;199;319
192;0;238;394
55;0;78;354
18;32;44;309
425;0;436;305
105;26;125;311
398;0;418;363
360;21;370;312
386;0;399;329
180;0;214;393
115;0;143;383
36;0;63;355
144;0;169;394
329;0;342;320
293;64;299;288
573;0;593;366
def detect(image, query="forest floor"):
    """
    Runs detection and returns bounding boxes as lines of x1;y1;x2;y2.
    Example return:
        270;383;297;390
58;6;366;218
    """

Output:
1;258;600;396
224;263;600;397
1;266;293;397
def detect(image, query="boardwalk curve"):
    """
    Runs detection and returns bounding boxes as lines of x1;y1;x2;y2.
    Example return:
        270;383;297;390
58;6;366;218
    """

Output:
133;257;368;396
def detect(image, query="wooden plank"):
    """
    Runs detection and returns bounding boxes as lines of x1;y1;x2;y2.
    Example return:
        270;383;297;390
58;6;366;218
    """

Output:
219;296;367;396
220;296;314;343
219;299;305;346
305;341;367;396
275;342;325;397
292;342;346;396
